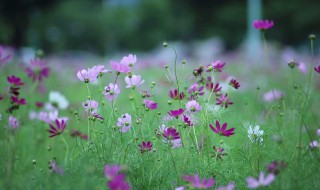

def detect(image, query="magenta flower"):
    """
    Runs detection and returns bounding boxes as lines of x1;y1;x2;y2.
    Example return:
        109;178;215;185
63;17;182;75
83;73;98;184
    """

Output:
263;89;284;102
139;141;153;153
168;108;184;118
186;100;202;113
49;160;63;175
121;54;137;67
48;119;67;138
0;94;3;101
216;182;236;190
212;60;226;72
216;93;234;108
183;114;193;126
82;100;99;114
314;65;320;73
188;83;204;96
182;174;215;189
125;75;144;88
229;79;240;89
212;146;226;160
110;60;131;73
7;75;24;86
169;89;185;100
246;172;275;189
104;165;121;180
163;127;180;140
0;45;12;66
107;174;131;190
193;66;204;77
253;20;274;30
209;120;235;137
104;83;120;101
206;80;222;94
77;68;98;83
25;58;50;81
143;100;158;110
116;113;132;133
11;96;26;105
267;160;287;175
9;116;19;129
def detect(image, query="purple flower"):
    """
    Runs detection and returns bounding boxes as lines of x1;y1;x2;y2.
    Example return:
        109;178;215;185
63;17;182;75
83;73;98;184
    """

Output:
92;65;110;76
206;80;222;94
168;108;184;118
116;113;132;133
25;58;50;81
48;119;67;138
317;128;320;136
186;100;202;113
209;120;235;137
0;45;12;66
314;65;320;73
110;60;131;73
182;174;215;189
9;116;19;129
212;146;226;160
125;75;144;88
216;182;235;190
49;160;63;175
183;114;193;126
253;20;274;30
267;160;287;175
163;127;180;140
104;165;121;180
212;60;226;72
140;90;152;98
229;79;240;89
93;113;104;121
310;140;318;149
121;54;137;67
246;172;275;189
7;75;24;86
216;93;233;108
138;141;153;153
169;89;185;100
104;83;120;101
77;68;98;83
11;96;26;105
193;66;204;77
263;89;284;102
82;100;99;114
107;174;131;190
143;100;158;110
187;83;204;96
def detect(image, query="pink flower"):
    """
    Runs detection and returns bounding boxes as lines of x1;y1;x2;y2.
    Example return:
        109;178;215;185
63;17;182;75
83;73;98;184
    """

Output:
104;83;120;101
206;78;222;94
125;75;144;88
229;79;240;89
182;114;193;126
169;89;185;100
246;172;275;188
49;160;63;175
310;140;318;149
120;54;137;67
168;108;184;118
182;174;215;189
187;83;204;96
9;116;19;129
314;65;320;73
138;141;153;153
116;113;132;133
11;96;26;105
216;182;236;190
253;20;274;30
70;129;88;140
216;93;233;108
186;100;202;113
209;120;235;137
110;60;131;73
48;119;67;138
104;165;121;180
0;45;12;66
82;100;99;114
107;174;131;190
7;75;24;86
143;100;158;110
212;60;226;72
92;65;110;76
25;58;50;81
263;89;284;102
77;69;98;83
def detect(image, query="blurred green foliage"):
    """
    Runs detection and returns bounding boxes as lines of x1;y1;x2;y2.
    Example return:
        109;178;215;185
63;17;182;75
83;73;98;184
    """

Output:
0;0;320;55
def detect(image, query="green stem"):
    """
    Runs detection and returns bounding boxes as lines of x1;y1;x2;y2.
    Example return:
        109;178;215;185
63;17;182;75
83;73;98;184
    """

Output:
61;135;69;164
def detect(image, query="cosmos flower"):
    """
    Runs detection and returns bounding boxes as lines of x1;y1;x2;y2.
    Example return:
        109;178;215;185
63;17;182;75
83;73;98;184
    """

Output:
212;60;226;72
143;100;158;110
253;20;274;30
9;116;19;129
163;127;182;148
187;83;204;96
229;79;240;89
212;146;226;160
116;113;132;133
206;79;222;94
120;54;137;67
267;160;287;175
314;65;320;73
77;68;98;83
107;174;131;190
104;165;122;180
185;100;202;113
70;129;88;140
247;125;264;143
25;58;50;81
125;75;144;88
168;108;184;118
110;60;131;73
49;160;63;175
169;89;185;100
182;114;193;126
11;96;26;105
48;119;67;138
216;93;233;108
209;120;235;137
246;172;275;189
263;89;284;102
310;140;318;149
49;91;69;110
138;141;153;153
7;75;24;86
104;83;120;101
182;174;215;189
82;100;99;114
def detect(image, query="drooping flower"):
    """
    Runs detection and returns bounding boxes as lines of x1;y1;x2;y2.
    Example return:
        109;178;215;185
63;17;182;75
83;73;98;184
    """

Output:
168;108;184;118
116;113;132;133
82;100;99;114
216;182;236;190
93;113;104;121
110;60;131;73
253;20;274;30
49;91;69;110
121;54;137;67
314;65;320;73
182;174;215;189
0;45;12;66
185;100;202;113
248;125;264;143
143;100;158;110
263;89;284;102
104;83;120;101
169;89;185;100
11;96;26;105
246;172;275;189
125;75;144;88
140;90;152;98
209;120;235;137
267;160;287;175
9;116;19;129
49;160;63;175
216;93;233;108
212;60;226;72
7;75;24;86
25;58;50;81
229;79;240;89
138;141;153;153
48;119;67;138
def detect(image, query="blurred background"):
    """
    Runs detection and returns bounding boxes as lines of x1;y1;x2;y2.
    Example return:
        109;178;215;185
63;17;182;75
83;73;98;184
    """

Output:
1;0;319;56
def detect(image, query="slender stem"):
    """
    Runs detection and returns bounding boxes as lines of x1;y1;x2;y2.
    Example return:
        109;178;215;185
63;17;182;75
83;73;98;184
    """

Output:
61;135;69;164
262;31;268;65
169;45;181;107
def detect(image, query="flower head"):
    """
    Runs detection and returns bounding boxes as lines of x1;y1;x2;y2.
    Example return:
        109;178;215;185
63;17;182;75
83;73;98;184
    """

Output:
169;89;185;100
25;58;50;81
104;165;122;180
143;100;158;110
9;116;19;129
168;108;184;118
116;113;132;133
110;60;131;73
314;65;320;73
104;83;120;101
82;100;99;114
209;120;235;137
212;146;226;160
11;96;26;105
125;75;144;88
121;54;137;67
182;174;215;189
48;119;67;137
92;65;110;76
182;114;193;127
70;129;88;140
206;77;222;94
263;89;284;102
253;20;274;30
216;93;233;108
77;68;98;83
212;60;226;72
7;75;24;86
163;127;180;140
310;140;318;149
229;79;240;89
139;141;153;153
49;160;63;175
248;125;264;143
107;174;131;190
186;100;202;113
187;83;204;96
246;172;275;189
267;160;287;175
49;91;69;110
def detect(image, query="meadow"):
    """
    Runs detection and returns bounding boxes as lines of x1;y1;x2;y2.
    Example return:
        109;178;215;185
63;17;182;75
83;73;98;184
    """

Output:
1;20;320;190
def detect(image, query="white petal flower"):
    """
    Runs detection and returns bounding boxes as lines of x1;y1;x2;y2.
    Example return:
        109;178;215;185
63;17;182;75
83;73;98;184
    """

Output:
248;125;264;143
49;91;69;110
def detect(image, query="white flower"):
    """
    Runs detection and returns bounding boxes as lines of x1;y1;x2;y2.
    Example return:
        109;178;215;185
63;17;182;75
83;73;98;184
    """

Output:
248;125;264;143
49;91;69;110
